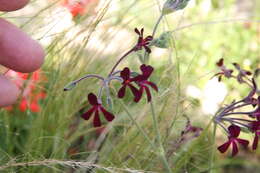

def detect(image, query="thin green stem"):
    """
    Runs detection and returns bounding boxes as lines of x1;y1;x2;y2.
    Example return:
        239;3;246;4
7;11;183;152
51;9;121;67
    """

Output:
210;122;217;173
152;14;164;38
108;48;135;77
119;101;155;149
144;14;164;63
150;101;172;173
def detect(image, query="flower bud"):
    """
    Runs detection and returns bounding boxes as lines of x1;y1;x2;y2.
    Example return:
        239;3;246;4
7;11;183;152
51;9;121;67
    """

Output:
151;31;171;48
162;0;191;15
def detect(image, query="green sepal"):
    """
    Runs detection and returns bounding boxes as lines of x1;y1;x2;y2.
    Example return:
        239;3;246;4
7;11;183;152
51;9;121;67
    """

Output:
151;31;171;48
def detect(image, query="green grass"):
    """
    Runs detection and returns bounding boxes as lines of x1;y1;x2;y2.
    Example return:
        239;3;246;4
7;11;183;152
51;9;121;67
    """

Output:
0;0;260;172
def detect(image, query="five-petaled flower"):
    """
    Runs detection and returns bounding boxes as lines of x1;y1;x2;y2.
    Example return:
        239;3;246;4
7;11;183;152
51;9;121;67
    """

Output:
217;125;249;156
133;64;158;102
117;67;140;99
213;58;233;81
134;28;153;53
249;119;260;150
81;93;115;127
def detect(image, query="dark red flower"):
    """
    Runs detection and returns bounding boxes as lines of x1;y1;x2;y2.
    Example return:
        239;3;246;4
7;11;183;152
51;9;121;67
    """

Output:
180;120;203;142
134;28;153;53
81;93;115;127
217;125;249;156
213;58;233;82
249;120;260;150
117;67;140;99
133;64;158;102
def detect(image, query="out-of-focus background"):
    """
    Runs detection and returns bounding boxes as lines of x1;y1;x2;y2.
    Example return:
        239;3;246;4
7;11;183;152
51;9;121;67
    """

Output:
0;0;260;172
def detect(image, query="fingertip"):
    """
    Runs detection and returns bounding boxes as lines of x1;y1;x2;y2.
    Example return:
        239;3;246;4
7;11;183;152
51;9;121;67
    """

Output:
19;39;45;73
0;19;45;73
0;75;20;107
0;0;29;12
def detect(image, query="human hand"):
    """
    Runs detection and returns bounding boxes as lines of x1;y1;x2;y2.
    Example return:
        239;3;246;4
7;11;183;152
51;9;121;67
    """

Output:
0;0;44;107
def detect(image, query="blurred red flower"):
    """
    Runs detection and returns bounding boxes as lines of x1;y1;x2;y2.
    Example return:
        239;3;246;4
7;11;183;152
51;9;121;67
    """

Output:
62;0;98;17
5;70;46;113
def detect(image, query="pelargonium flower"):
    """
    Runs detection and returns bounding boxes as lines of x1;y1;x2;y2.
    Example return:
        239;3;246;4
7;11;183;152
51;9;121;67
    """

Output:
249;119;260;150
117;67;140;99
133;28;153;54
217;125;249;156
233;63;252;83
213;58;233;81
133;64;158;102
180;120;203;142
81;93;114;127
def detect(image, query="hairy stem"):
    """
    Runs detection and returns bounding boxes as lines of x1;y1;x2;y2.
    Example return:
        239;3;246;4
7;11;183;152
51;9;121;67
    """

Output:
151;101;172;173
144;14;164;63
108;48;135;77
210;122;217;173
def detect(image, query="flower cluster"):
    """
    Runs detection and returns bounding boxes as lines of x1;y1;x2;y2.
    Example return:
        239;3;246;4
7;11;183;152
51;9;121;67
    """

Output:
5;70;46;112
118;64;158;102
213;58;260;156
65;28;157;127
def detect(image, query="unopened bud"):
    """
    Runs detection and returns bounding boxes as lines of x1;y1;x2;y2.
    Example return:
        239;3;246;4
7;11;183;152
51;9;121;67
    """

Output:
162;0;191;15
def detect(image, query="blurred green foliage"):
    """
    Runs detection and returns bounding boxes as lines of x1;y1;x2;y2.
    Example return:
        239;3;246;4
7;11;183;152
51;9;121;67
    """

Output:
0;0;260;172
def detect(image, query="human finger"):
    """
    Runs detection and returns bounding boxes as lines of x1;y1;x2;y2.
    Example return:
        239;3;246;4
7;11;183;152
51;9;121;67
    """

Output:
0;75;20;107
0;19;45;73
0;0;29;12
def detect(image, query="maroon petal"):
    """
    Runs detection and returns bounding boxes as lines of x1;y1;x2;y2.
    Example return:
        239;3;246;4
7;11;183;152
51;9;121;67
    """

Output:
81;107;95;120
134;28;140;35
118;85;126;98
145;81;158;92
218;75;222;82
217;141;231;153
134;87;144;103
88;93;98;105
144;86;152;102
245;71;252;75
145;36;153;41
140;28;144;36
132;74;146;82
120;67;130;81
140;64;153;77
129;84;141;99
100;106;115;122
252;133;259;150
228;125;241;137
93;110;101;127
216;58;224;67
236;138;249;148
231;141;239;157
144;46;151;54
